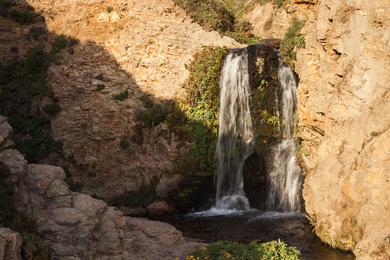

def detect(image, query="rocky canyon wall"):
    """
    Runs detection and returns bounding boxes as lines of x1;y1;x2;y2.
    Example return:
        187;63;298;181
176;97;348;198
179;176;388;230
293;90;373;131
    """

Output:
244;0;389;258
23;0;239;201
294;0;390;259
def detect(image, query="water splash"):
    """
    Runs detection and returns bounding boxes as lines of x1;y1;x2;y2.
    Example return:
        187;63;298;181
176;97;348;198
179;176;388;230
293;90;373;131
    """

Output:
215;49;254;210
266;58;302;212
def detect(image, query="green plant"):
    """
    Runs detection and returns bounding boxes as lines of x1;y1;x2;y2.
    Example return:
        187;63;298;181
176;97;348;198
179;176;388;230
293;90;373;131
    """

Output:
267;115;280;127
173;0;259;45
95;84;105;91
189;240;300;260
106;6;113;13
136;102;173;128
274;0;285;8
43;103;61;115
224;31;260;44
280;19;305;65
51;35;67;55
113;90;129;101
0;46;62;162
171;46;228;176
174;0;235;32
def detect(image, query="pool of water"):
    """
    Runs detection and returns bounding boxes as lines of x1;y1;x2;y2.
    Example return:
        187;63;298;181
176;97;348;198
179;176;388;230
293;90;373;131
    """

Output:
153;210;355;260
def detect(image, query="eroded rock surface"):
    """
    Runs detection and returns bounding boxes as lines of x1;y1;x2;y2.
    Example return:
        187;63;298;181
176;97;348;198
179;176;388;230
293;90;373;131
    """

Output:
294;1;390;259
23;0;240;200
0;228;22;260
0;115;200;259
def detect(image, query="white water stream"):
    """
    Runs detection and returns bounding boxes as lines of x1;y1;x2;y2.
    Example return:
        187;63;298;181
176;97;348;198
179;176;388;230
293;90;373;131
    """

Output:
214;49;302;213
215;49;254;210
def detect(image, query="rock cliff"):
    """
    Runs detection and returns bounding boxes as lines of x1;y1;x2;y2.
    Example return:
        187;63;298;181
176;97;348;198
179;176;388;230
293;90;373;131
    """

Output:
0;115;199;259
23;0;239;201
294;0;390;259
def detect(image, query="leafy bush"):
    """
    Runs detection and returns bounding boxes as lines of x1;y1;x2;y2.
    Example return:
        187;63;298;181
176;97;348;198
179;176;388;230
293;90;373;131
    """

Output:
51;35;68;55
172;46;228;176
0;2;36;24
280;19;305;65
173;0;260;44
10;9;35;24
106;6;113;13
113;90;129;101
136;101;173;128
174;0;235;32
0;47;62;162
188;240;300;260
274;0;285;8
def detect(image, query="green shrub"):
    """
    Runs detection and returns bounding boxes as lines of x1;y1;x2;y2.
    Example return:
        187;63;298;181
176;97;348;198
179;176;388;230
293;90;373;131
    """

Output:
174;0;235;32
280;19;305;65
172;46;228;176
113;90;129;101
43;103;61;115
173;0;260;44
189;240;300;260
51;35;67;55
106;6;113;13
10;9;35;24
274;0;285;8
267;115;280;127
0;47;62;162
95;84;105;91
136;101;173;128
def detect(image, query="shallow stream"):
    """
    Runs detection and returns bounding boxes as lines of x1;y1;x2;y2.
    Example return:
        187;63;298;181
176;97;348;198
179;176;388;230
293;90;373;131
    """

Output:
153;210;355;260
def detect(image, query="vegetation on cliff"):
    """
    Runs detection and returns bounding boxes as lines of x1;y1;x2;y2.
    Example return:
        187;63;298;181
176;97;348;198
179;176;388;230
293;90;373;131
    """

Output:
173;0;260;44
175;46;228;176
0;44;65;162
187;240;300;260
280;19;305;65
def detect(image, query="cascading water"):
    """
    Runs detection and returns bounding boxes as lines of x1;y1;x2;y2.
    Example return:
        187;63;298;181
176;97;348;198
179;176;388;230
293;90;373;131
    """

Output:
215;49;254;210
266;58;302;212
213;47;302;213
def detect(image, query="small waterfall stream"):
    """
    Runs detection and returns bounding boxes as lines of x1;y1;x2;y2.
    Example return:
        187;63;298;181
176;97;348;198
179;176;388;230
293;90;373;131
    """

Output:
215;48;302;212
266;58;302;212
215;49;254;210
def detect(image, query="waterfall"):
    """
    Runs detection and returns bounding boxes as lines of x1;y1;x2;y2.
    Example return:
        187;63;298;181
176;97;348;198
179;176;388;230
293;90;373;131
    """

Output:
214;47;302;213
215;49;254;210
266;58;302;212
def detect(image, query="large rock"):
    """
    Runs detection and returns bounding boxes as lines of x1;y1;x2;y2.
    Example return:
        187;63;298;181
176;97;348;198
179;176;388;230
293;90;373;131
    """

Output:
0;228;22;260
293;0;390;259
25;164;199;259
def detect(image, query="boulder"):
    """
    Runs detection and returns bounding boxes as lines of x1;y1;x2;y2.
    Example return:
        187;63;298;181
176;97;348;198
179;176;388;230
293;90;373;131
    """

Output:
0;228;22;260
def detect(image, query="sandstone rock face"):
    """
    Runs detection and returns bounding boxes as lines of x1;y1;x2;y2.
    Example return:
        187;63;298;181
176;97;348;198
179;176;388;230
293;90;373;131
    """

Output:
23;0;239;200
0;228;22;260
245;2;309;40
294;0;390;259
